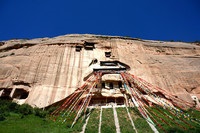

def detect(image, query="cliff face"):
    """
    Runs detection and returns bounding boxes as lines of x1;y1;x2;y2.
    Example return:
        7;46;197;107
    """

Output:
0;34;200;108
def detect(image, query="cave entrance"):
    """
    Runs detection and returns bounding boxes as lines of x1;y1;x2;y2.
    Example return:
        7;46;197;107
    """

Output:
84;42;95;50
0;89;12;99
75;45;82;52
105;51;111;57
12;89;29;99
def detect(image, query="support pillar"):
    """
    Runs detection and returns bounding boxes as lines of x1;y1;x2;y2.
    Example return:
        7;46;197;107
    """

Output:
10;88;16;98
0;89;4;97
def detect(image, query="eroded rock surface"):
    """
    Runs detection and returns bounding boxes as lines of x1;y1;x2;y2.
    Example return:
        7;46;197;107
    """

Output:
0;34;199;108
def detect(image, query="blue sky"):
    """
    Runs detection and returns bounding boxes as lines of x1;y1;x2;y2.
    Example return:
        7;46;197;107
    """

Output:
0;0;200;42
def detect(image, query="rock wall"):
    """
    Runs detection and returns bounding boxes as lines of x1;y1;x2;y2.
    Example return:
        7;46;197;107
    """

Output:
0;34;200;108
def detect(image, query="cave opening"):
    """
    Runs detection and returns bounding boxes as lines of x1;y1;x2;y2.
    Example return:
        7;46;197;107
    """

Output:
84;42;95;50
12;89;29;99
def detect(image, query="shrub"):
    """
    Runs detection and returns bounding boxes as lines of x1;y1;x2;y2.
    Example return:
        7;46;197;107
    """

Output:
34;108;47;118
47;106;57;114
0;113;6;121
8;102;19;112
18;104;33;115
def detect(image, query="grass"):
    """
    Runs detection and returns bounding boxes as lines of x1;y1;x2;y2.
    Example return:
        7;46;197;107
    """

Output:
0;99;85;133
1;99;200;133
0;113;68;133
0;112;86;133
53;110;86;132
101;108;116;133
116;107;135;133
85;108;100;133
129;107;154;133
147;106;200;133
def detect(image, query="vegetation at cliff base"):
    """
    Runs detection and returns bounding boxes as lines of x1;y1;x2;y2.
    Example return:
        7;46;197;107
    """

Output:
0;99;84;133
1;99;200;133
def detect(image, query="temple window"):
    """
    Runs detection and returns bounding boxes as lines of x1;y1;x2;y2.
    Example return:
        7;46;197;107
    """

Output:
109;82;113;89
